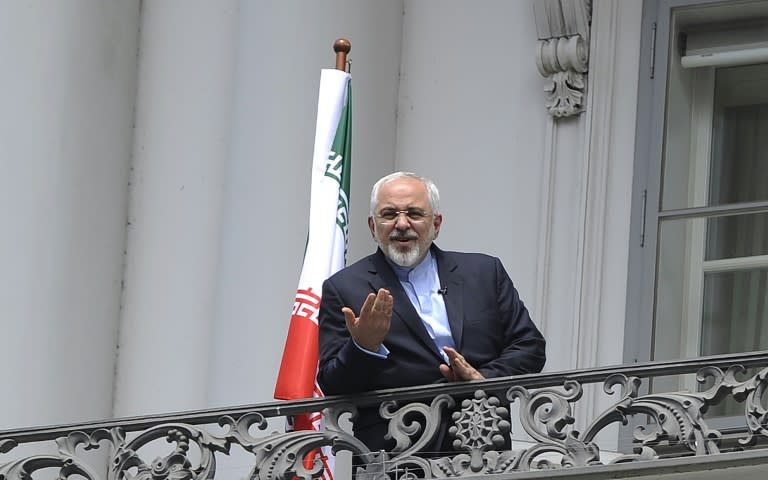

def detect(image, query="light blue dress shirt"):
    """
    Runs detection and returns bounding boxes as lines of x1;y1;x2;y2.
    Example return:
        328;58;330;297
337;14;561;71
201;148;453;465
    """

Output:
389;251;455;363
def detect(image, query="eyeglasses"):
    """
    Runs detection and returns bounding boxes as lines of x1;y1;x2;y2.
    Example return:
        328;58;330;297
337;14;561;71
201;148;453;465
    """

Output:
375;208;433;224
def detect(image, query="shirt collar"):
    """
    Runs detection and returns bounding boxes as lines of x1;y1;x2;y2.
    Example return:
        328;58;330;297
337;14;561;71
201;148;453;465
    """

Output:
387;249;434;282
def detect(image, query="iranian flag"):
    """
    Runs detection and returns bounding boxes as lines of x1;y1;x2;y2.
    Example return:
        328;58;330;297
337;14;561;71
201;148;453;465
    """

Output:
274;68;351;478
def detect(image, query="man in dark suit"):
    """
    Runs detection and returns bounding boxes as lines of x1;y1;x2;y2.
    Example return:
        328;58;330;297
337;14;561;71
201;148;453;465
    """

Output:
317;172;546;455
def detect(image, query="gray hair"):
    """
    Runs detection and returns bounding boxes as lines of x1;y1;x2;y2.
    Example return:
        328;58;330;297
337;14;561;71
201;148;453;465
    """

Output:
369;172;440;216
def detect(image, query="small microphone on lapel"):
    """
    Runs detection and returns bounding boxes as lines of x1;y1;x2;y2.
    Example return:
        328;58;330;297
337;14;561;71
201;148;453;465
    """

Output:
438;286;448;296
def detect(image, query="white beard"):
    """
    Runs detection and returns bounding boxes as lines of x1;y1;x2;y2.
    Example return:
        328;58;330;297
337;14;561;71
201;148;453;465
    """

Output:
384;242;423;267
375;224;434;268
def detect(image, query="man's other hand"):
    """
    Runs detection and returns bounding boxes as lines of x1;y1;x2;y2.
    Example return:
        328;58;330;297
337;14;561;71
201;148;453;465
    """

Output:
439;346;485;381
342;288;393;352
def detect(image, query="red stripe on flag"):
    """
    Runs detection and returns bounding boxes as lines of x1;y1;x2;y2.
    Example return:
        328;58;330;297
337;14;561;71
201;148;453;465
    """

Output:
292;413;335;480
274;314;320;400
301;447;334;480
293;412;315;431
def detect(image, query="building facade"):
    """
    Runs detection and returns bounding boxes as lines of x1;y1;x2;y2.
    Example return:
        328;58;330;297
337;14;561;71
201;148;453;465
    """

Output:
1;0;767;478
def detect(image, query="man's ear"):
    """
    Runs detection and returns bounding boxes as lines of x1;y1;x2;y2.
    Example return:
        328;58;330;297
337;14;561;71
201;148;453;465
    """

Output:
368;216;376;238
433;213;443;239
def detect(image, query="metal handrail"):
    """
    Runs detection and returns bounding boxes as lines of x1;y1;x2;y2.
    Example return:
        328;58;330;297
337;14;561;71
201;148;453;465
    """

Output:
2;350;767;444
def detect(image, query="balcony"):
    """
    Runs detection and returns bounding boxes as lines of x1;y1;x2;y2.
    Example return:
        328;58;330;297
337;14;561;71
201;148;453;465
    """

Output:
2;352;768;479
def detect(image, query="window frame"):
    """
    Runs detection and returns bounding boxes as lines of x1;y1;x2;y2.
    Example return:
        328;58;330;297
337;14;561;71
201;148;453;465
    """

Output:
623;0;768;449
625;0;768;366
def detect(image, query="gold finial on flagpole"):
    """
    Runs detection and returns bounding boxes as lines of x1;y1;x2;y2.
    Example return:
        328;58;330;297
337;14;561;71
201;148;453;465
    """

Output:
334;38;351;72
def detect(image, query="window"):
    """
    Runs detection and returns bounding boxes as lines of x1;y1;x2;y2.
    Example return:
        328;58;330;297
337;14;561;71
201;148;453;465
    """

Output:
626;0;768;411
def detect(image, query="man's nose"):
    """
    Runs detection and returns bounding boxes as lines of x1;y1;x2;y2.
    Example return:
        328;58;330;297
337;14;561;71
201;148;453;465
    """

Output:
394;212;411;229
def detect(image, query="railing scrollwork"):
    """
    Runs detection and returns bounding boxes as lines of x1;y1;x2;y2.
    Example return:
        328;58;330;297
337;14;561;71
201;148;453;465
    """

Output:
3;352;768;479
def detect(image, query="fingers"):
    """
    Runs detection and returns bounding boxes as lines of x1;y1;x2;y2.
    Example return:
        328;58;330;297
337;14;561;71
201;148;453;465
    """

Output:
442;347;485;381
370;288;393;320
439;363;456;381
358;292;377;319
342;289;392;352
341;307;356;330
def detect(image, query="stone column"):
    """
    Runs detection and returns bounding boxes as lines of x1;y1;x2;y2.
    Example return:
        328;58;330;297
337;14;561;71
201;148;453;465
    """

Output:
0;1;140;429
113;0;239;416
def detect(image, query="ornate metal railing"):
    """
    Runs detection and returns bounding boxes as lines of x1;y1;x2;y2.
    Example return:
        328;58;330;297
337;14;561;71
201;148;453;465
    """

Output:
2;351;768;479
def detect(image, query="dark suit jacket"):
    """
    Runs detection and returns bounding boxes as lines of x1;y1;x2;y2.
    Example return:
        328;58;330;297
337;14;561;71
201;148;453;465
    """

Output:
317;245;546;453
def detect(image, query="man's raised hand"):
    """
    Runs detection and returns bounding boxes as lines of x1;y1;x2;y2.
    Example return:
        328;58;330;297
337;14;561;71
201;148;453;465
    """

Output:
342;288;393;352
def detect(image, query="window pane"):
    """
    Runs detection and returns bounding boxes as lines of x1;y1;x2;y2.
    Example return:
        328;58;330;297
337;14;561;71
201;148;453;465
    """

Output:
659;63;701;211
701;269;768;417
654;216;768;361
700;269;768;356
705;212;768;260
654;217;700;361
661;64;768;211
709;65;768;206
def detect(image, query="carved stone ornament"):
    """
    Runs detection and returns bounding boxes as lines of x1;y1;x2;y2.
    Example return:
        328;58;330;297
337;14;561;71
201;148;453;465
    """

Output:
533;0;592;117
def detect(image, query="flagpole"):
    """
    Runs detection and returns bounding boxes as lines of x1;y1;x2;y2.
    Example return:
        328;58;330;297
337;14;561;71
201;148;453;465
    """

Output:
334;38;351;72
274;37;352;480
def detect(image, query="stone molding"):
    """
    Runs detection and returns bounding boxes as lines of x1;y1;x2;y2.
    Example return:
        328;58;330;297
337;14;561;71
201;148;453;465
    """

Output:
534;0;593;117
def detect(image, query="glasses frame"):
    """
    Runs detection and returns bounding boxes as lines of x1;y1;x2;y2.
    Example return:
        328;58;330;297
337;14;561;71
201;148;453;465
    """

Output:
375;208;434;224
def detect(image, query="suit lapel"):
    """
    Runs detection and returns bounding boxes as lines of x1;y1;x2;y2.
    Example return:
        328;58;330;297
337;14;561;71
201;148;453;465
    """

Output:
434;246;465;349
369;250;445;360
